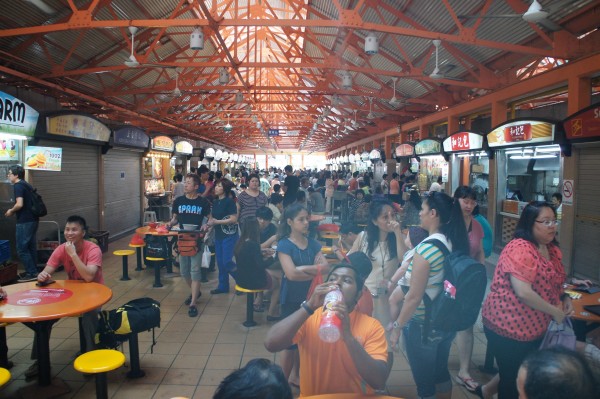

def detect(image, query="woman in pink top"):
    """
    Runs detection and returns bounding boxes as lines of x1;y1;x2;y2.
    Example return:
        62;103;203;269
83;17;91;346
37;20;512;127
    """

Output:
481;202;570;399
452;186;485;392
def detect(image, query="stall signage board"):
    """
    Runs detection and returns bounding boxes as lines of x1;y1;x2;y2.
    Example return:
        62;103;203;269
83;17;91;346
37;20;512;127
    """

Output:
487;120;554;148
151;135;174;152
415;139;441;156
395;143;414;157
0;91;39;137
25;146;62;171
0;138;20;161
268;128;279;137
175;140;193;155
563;105;600;140
47;114;110;142
443;132;483;152
113;126;149;148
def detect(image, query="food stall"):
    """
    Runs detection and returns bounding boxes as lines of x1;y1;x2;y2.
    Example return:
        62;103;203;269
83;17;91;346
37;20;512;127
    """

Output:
414;138;448;193
442;131;489;217
144;135;174;221
173;139;193;177
487;118;565;247
394;143;415;176
562;103;600;281
0;91;40;274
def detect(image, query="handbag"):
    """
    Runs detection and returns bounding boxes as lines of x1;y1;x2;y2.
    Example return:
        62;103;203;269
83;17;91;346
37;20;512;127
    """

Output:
539;318;577;350
201;245;211;269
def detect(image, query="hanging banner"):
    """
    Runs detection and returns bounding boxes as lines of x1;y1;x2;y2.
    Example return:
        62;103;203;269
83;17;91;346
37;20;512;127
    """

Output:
414;139;442;156
442;132;484;152
0;91;39;137
395;143;414;158
487;120;554;148
25;146;62;171
46;114;110;142
563;104;600;141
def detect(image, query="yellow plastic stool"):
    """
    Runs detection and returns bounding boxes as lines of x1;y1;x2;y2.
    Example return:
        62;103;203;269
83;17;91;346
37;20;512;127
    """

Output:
74;349;125;399
146;257;166;288
113;249;135;281
235;285;266;327
0;367;10;387
128;243;146;271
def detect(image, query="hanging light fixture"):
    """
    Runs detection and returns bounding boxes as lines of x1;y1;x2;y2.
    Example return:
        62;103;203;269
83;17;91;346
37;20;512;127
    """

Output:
331;94;341;106
364;33;379;55
245;104;252;115
222;151;230;162
369;149;381;163
219;68;230;84
215;149;223;161
235;91;243;104
205;147;215;161
190;27;204;50
224;114;232;132
342;73;352;89
361;150;369;162
233;154;239;162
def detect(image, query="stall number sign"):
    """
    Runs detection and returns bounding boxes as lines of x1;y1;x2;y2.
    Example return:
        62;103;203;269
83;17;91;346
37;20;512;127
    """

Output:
7;288;73;306
443;132;483;152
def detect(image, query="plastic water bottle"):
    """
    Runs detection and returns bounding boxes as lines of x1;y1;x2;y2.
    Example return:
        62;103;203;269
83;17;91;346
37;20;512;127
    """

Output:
318;288;343;343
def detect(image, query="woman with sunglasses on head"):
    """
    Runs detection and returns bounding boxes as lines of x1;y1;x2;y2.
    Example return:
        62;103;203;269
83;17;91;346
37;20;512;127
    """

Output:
481;202;571;399
390;191;469;399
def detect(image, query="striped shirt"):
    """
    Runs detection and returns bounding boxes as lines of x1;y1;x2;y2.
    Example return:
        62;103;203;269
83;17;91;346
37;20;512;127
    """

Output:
404;233;450;321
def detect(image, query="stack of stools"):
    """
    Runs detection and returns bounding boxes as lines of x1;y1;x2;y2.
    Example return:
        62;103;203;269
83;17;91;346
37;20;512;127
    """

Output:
143;211;157;225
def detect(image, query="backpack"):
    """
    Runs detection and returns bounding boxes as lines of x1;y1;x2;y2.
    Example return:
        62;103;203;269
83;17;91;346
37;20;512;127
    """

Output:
22;182;48;218
422;239;487;337
96;297;161;351
145;235;169;258
175;233;201;257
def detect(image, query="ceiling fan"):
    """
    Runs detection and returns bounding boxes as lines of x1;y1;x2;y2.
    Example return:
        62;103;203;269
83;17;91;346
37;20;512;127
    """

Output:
429;40;464;81
458;0;563;31
389;77;403;107
367;97;375;119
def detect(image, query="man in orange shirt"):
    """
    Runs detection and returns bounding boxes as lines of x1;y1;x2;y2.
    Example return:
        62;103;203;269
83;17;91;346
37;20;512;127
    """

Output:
265;264;389;396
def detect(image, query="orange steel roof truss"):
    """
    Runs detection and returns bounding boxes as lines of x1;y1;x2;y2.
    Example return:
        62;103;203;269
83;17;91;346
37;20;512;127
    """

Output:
0;0;599;151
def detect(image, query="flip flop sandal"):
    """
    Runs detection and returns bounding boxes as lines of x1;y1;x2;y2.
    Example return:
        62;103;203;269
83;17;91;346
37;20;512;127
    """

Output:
456;375;480;392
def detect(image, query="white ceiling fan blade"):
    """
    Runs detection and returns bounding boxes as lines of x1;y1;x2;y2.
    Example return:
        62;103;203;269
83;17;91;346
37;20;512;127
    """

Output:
523;0;549;22
24;0;56;14
124;27;140;67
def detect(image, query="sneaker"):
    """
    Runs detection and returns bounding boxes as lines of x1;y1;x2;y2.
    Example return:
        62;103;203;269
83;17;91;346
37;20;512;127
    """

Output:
188;306;198;317
24;361;39;379
18;273;37;283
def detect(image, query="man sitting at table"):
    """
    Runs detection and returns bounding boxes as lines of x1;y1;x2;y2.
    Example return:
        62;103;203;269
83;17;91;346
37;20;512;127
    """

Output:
169;173;211;317
264;263;389;396
30;215;103;378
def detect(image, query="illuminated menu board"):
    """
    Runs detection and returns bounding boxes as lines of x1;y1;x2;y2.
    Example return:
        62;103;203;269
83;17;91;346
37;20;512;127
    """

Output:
487;120;554;148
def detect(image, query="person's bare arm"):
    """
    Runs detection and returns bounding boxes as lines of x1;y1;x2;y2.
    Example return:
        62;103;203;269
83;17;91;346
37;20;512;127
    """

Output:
510;276;567;323
4;197;23;217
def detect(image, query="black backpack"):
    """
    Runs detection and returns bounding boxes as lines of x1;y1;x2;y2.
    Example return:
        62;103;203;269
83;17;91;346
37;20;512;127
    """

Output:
145;235;169;259
96;297;161;351
22;181;47;218
422;239;487;336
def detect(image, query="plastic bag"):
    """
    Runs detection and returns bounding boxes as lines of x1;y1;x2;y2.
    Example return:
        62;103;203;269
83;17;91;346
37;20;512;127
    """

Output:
201;245;211;269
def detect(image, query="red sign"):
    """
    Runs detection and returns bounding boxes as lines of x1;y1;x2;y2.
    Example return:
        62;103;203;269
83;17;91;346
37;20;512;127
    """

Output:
563;105;600;140
504;124;532;143
7;288;73;306
442;132;484;152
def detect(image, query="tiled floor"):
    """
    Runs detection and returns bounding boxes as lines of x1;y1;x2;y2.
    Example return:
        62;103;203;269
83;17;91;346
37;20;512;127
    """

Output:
1;234;495;398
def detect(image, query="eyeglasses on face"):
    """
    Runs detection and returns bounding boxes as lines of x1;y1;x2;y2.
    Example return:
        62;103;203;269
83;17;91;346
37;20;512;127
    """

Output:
535;219;559;227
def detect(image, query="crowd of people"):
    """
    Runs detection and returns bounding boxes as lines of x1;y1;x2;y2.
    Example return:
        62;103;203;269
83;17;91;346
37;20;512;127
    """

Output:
4;162;600;398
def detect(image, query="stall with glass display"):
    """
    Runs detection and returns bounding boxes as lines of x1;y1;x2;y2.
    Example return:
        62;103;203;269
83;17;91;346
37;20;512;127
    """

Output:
414;138;448;193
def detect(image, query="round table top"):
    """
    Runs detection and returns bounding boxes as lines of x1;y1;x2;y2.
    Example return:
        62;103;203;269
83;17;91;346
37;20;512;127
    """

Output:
135;225;178;237
0;280;112;323
569;286;600;323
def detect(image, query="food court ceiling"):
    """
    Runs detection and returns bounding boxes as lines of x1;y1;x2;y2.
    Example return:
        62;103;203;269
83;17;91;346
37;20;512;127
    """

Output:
0;0;599;152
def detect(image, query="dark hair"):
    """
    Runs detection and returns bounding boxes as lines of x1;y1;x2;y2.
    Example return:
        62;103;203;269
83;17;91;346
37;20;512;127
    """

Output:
392;172;399;179
256;206;273;221
66;215;87;232
198;165;209;174
8;164;24;179
340;222;362;235
248;174;260;184
521;347;598;399
365;200;397;259
215;170;223;179
269;193;283;205
278;203;308;239
355;189;364;197
382;174;388;179
186;172;201;187
408;189;422;210
552;192;562;203
284;165;293;173
453;185;477;201
213;358;292;399
408;226;428;248
424;192;469;254
273;184;281;193
515;201;558;246
327;262;367;303
353;171;359;178
216;178;235;198
240;183;247;189
174;173;183;182
295;190;306;202
235;218;260;258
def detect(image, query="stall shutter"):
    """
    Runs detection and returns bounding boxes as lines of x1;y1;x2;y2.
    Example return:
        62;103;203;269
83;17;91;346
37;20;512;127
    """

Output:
30;140;99;229
103;150;141;238
572;147;600;281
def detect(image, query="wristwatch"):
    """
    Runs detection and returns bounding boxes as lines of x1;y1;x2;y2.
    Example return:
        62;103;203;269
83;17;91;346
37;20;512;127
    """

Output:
301;300;315;315
392;321;402;329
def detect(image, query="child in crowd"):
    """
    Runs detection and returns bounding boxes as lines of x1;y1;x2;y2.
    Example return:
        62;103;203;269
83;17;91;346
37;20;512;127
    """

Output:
387;226;429;331
348;189;365;221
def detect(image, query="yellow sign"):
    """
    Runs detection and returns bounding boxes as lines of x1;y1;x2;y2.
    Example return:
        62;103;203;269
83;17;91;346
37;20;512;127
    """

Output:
151;135;175;152
46;115;110;142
